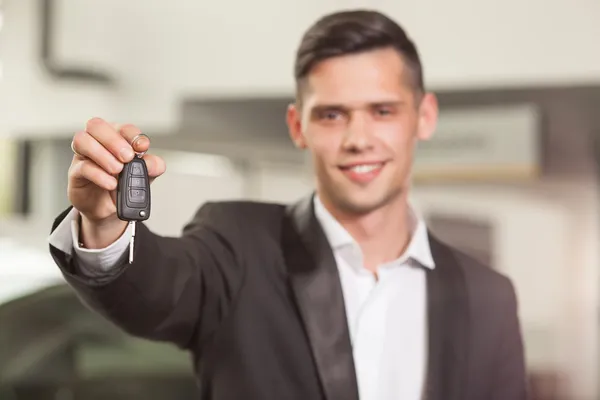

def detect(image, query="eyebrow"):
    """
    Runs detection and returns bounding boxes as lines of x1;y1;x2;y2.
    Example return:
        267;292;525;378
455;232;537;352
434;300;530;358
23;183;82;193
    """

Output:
310;100;407;114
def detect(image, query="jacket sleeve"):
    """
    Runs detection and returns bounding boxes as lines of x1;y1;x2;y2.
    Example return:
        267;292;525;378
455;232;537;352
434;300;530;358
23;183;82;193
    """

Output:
48;202;245;350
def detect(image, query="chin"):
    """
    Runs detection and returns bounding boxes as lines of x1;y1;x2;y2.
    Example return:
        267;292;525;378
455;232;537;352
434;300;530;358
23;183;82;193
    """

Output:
317;169;406;215
331;188;400;216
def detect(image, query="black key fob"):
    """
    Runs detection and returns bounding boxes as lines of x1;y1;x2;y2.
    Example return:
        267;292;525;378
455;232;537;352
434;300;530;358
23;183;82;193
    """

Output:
116;156;151;222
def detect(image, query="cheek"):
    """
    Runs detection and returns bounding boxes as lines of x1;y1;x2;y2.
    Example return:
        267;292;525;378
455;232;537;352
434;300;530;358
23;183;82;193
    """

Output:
311;151;336;183
376;120;415;150
305;127;342;160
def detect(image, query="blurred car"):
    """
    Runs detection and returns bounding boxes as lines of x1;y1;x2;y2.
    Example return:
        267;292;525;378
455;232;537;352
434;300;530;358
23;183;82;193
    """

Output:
0;238;199;400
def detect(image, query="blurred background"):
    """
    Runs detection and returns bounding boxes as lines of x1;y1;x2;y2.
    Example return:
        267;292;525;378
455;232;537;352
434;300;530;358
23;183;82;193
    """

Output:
0;0;599;399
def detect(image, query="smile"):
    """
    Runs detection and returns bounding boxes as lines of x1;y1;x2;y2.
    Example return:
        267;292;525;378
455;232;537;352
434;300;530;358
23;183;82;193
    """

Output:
339;162;386;184
347;163;384;174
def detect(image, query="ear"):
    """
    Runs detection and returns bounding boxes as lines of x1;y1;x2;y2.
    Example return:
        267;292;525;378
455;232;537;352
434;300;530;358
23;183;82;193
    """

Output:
416;92;439;141
286;103;307;149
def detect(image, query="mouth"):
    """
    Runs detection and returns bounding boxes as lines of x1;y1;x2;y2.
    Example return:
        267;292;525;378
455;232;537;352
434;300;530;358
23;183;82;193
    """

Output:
338;161;386;184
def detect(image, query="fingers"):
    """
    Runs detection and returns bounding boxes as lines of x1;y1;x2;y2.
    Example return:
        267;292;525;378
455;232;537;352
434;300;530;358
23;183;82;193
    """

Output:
70;155;165;190
71;158;118;191
72;130;124;175
118;124;150;155
71;118;165;185
86;117;136;163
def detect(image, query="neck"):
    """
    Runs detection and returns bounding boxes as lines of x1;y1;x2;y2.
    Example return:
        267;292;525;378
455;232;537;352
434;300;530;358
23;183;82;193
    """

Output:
319;193;412;272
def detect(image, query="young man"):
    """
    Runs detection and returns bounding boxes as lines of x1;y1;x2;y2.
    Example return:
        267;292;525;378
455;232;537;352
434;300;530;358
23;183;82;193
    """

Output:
48;9;528;400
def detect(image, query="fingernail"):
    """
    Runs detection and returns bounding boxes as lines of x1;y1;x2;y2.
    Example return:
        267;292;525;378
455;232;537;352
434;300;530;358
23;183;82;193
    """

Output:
120;147;134;161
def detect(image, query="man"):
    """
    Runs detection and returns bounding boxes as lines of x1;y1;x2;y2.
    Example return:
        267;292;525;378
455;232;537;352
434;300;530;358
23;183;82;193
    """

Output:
48;9;528;400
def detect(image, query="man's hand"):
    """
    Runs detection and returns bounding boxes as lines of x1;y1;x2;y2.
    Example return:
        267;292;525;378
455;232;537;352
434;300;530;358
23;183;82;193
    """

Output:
68;118;166;248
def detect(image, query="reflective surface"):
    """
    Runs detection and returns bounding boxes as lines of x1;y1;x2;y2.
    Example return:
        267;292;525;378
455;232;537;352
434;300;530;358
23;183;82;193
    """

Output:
0;284;199;399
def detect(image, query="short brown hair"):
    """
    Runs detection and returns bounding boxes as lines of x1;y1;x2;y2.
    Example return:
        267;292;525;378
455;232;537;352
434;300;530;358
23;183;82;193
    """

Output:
294;10;424;100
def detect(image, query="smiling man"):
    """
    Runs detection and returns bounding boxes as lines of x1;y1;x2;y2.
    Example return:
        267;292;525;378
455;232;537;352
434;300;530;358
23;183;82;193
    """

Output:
287;35;437;274
48;9;529;400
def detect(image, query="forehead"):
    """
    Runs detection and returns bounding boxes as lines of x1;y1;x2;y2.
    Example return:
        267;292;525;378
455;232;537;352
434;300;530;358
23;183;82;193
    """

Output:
302;48;413;108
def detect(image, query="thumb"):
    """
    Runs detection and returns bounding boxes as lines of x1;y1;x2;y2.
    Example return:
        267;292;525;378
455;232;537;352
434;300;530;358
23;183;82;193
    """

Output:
143;154;167;179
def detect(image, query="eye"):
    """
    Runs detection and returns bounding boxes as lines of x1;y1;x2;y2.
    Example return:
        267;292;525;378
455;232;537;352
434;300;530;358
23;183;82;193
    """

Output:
374;106;394;116
320;110;343;120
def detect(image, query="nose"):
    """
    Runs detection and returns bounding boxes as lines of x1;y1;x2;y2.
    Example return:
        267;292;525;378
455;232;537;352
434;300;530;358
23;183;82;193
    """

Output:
341;113;373;152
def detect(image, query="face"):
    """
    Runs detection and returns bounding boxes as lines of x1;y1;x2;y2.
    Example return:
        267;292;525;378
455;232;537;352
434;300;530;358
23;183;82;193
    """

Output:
287;47;438;216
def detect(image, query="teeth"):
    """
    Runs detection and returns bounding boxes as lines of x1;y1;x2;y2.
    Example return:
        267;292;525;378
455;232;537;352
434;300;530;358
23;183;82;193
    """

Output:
350;163;382;174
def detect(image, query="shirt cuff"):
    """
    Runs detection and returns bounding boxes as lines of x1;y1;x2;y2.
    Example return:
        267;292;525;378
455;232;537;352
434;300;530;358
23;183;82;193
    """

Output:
48;208;131;274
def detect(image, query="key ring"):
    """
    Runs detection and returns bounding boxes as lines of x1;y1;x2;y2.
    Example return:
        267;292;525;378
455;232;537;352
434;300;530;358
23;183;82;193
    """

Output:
130;133;150;158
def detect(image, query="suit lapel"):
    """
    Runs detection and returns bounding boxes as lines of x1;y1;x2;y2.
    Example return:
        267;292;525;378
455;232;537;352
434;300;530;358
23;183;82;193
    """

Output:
281;196;470;400
282;195;359;400
424;232;470;400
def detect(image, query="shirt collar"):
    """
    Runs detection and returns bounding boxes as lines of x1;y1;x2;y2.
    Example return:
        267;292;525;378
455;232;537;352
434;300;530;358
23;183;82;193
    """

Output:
313;194;435;270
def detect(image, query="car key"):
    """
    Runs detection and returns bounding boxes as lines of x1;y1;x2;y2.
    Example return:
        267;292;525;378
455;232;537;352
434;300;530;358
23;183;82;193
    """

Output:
116;150;151;264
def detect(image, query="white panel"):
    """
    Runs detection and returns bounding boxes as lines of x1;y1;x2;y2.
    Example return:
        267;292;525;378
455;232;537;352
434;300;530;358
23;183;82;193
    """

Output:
414;104;541;181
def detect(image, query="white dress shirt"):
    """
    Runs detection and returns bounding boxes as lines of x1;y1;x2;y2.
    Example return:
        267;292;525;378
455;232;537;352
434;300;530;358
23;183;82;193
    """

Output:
48;197;435;400
312;196;434;400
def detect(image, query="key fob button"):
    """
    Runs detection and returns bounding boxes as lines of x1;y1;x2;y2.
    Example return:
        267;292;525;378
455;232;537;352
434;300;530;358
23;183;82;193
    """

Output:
117;157;151;222
129;177;146;187
131;163;144;176
128;189;146;203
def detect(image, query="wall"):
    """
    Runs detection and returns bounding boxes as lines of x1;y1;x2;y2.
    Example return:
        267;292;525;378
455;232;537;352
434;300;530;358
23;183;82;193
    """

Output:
0;0;117;136
143;150;248;236
2;0;600;137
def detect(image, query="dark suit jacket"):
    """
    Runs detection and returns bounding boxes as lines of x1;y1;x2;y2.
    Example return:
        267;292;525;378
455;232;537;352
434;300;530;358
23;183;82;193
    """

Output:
49;194;529;400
